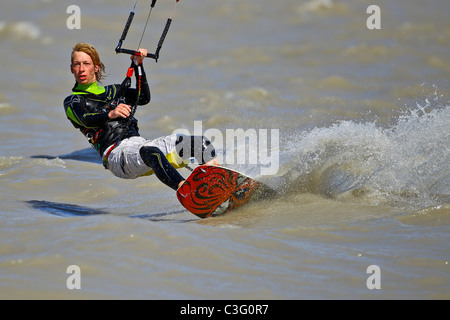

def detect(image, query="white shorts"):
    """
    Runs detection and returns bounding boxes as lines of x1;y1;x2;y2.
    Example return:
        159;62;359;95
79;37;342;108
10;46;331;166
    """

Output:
104;135;178;179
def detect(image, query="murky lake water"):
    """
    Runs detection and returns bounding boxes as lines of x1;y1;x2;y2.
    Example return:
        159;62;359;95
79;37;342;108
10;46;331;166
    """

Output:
0;0;449;299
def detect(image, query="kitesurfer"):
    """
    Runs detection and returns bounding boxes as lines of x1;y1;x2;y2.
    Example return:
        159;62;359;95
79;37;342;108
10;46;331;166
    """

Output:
64;42;218;190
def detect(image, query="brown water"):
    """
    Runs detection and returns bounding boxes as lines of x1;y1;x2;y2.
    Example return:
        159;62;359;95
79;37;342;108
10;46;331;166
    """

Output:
0;0;449;299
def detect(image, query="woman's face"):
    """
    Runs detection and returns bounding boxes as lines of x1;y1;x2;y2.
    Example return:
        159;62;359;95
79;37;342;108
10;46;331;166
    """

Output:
71;51;99;85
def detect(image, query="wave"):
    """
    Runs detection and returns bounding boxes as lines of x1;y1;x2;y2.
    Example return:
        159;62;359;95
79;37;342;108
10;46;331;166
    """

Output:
0;21;40;40
273;102;450;210
0;20;52;45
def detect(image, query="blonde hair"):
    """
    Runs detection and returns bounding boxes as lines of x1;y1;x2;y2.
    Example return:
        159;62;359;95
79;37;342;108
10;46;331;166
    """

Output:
71;42;106;83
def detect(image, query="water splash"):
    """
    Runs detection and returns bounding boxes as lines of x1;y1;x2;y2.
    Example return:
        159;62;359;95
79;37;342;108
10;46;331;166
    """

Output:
276;102;449;210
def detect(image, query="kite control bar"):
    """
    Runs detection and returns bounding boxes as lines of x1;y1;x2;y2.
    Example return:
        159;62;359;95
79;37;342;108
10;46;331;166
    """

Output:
115;19;172;61
115;0;178;62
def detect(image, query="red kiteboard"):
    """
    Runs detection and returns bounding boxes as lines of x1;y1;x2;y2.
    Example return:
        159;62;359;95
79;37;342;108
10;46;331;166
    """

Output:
177;165;275;219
